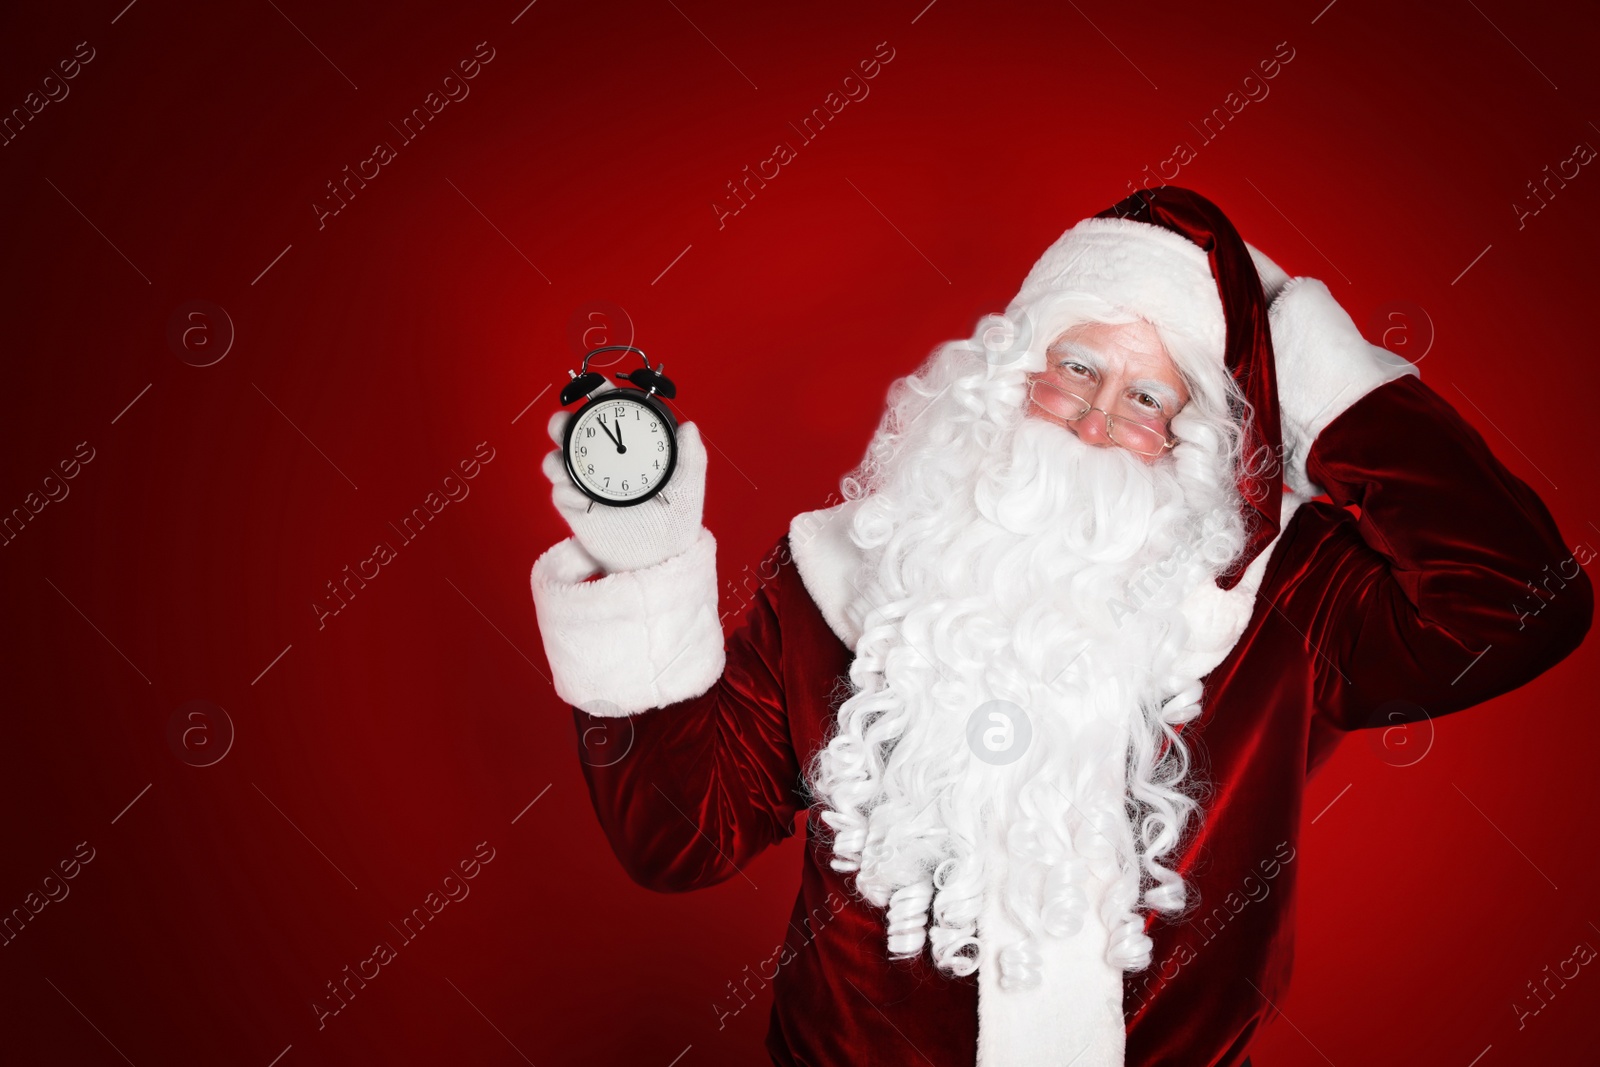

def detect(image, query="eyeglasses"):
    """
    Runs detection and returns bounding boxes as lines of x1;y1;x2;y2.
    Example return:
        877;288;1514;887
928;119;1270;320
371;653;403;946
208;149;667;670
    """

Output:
1026;377;1176;458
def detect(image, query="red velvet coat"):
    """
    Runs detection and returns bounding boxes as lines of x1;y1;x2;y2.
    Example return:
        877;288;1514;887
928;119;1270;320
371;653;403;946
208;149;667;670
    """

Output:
570;377;1591;1066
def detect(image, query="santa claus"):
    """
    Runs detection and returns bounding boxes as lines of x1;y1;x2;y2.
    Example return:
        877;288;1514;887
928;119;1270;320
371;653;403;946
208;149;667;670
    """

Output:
529;187;1591;1066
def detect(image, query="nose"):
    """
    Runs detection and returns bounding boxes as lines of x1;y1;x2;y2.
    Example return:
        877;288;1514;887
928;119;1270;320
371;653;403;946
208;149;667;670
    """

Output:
1067;405;1114;448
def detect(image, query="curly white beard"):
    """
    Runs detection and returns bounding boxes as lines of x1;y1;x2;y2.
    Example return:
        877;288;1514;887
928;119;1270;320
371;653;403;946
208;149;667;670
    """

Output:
809;341;1246;990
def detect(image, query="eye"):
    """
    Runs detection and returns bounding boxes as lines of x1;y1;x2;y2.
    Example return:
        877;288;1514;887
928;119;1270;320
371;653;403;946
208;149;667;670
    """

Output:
1128;390;1163;414
1054;359;1096;381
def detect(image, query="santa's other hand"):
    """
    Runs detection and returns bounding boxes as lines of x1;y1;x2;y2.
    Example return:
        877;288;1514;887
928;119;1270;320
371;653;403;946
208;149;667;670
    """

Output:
540;415;707;574
1268;277;1419;495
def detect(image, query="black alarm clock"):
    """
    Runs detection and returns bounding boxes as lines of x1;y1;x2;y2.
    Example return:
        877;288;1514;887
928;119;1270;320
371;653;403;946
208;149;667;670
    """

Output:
559;346;678;508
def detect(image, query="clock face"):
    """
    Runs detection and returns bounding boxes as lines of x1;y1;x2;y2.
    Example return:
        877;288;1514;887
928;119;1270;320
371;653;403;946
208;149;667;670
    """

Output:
565;394;676;505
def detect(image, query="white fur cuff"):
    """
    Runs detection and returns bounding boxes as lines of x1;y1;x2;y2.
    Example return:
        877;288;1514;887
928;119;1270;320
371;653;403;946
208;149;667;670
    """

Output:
529;528;725;716
1270;276;1420;495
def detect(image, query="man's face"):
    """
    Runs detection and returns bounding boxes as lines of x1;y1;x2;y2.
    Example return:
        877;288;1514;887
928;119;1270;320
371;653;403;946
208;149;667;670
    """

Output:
1027;320;1192;466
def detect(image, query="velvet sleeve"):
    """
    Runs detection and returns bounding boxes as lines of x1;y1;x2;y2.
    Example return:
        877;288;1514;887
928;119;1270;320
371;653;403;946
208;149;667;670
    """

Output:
1286;374;1592;731
572;539;804;893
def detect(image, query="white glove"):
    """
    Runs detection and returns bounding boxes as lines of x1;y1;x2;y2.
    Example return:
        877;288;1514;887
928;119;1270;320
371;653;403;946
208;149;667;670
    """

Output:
541;391;708;573
1269;276;1419;495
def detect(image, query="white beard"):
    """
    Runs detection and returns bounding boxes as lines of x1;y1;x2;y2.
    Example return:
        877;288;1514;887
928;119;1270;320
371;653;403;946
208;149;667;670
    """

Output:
810;392;1246;990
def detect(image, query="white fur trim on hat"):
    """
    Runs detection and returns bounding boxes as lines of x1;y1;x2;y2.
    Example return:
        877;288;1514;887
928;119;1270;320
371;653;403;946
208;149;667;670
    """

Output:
529;528;724;715
1007;216;1225;359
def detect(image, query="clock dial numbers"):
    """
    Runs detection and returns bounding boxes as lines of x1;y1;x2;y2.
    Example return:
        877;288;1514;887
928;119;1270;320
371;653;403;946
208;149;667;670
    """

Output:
567;397;674;504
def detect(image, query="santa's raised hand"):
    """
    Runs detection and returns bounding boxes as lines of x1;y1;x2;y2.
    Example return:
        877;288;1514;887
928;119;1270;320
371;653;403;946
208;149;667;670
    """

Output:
540;386;708;574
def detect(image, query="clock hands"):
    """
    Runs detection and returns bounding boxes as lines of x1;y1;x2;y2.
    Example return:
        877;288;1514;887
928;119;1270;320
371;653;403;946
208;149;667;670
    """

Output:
596;416;623;452
576;410;671;509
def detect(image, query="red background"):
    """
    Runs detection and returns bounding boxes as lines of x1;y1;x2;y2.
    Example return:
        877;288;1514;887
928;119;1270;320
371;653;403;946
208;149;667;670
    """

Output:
2;1;1597;1063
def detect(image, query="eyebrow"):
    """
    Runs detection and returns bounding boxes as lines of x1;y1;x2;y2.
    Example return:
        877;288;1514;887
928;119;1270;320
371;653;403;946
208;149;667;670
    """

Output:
1047;340;1103;368
1049;342;1100;363
1127;378;1180;409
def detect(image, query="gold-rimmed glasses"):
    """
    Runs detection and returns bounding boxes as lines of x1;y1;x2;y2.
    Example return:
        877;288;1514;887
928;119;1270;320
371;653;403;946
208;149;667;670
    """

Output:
1026;377;1176;458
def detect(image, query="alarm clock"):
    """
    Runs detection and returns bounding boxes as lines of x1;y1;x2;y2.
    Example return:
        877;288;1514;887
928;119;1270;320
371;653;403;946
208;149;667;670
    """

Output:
559;346;679;508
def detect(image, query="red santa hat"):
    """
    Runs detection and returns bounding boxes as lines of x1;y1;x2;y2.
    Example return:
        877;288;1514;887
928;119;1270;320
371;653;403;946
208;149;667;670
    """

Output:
1005;186;1285;589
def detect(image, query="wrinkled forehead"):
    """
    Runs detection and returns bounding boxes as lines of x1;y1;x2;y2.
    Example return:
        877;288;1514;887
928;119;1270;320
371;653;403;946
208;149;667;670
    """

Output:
1046;321;1172;372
